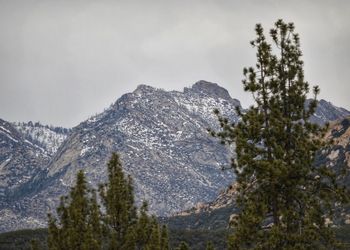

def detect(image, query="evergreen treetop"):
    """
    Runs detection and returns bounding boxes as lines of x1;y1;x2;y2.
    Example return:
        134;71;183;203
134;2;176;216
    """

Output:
48;170;102;250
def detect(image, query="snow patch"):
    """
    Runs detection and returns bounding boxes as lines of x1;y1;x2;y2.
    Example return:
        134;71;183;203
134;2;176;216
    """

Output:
0;130;18;143
80;146;93;156
0;126;11;134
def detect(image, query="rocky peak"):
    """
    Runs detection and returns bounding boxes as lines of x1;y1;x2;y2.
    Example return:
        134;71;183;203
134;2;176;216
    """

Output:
134;84;158;95
187;80;232;100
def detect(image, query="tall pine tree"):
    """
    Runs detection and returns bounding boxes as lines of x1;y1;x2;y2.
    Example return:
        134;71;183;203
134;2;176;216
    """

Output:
99;153;137;249
176;242;190;250
211;19;349;249
48;170;102;250
99;153;169;249
160;225;170;250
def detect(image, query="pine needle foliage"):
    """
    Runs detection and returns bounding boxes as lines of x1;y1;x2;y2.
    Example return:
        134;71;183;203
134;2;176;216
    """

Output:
160;225;170;250
176;241;190;250
99;153;137;249
206;241;215;250
48;171;102;250
210;19;349;250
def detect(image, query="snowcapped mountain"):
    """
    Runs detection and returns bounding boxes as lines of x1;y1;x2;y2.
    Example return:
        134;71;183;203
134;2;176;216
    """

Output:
0;80;349;232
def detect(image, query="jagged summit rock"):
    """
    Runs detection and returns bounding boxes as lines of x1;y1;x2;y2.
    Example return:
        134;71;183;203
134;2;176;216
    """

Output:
185;80;233;100
134;84;157;94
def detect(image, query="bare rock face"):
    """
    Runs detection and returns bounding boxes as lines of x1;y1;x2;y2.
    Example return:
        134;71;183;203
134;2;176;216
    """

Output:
0;81;349;232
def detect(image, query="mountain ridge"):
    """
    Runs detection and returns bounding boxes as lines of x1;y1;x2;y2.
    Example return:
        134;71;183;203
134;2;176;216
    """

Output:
0;81;349;232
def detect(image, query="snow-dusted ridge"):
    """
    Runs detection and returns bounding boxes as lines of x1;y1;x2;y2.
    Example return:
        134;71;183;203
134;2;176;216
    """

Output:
13;122;71;156
0;81;349;232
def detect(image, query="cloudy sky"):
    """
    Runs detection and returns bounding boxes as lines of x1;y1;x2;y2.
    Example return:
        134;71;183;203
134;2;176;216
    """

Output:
0;0;349;127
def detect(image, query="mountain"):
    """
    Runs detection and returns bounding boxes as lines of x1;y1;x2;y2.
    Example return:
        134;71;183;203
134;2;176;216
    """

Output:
43;81;240;215
0;80;349;233
0;81;241;232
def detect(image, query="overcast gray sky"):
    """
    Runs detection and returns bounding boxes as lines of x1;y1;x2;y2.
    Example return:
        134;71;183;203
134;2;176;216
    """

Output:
0;0;349;127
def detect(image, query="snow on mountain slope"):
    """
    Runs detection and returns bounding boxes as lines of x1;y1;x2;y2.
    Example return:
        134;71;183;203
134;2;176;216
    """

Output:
0;119;50;201
13;122;70;156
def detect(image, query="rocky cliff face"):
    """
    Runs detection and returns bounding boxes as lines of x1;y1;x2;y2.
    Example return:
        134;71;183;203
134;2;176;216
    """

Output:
0;80;349;232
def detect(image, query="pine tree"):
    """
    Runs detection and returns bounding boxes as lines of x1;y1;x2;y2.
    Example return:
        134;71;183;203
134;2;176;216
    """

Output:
99;153;168;250
146;216;161;250
48;213;60;250
133;201;152;249
47;171;102;250
85;189;103;249
99;153;138;249
206;241;215;250
176;241;190;250
211;19;349;249
30;239;40;250
160;225;170;250
68;171;91;249
133;201;165;250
